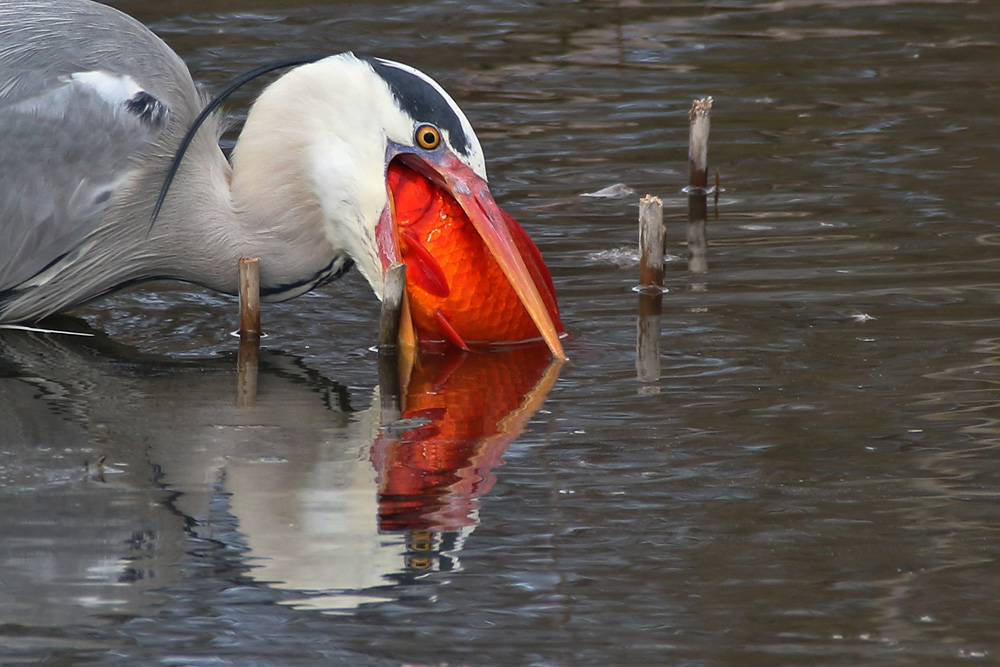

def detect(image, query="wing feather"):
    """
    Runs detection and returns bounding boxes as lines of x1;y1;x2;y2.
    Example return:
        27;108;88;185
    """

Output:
0;75;166;290
0;0;207;318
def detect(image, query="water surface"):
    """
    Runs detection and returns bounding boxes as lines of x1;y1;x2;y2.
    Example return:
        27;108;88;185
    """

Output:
3;0;1000;664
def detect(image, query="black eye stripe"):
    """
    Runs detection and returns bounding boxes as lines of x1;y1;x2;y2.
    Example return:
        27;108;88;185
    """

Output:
362;56;470;157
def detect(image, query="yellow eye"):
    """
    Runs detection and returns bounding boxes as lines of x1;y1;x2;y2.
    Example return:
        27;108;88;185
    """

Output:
415;124;441;150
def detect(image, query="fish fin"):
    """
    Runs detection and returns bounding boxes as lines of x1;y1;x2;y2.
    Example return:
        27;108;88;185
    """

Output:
434;309;471;352
401;228;450;298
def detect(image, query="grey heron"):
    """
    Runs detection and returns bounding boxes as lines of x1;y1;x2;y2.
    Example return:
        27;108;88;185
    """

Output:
0;0;565;358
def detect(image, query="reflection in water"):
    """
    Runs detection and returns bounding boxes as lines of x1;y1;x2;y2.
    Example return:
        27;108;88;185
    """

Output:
914;335;1000;489
375;346;561;532
0;321;560;619
5;0;1000;659
635;292;662;385
233;345;561;613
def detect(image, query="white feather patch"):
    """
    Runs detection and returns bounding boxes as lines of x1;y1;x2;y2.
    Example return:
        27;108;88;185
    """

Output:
68;71;144;107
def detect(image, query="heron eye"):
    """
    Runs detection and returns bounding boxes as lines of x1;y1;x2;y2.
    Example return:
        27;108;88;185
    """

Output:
415;124;441;150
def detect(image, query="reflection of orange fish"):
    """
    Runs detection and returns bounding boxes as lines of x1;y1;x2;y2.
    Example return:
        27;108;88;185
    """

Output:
386;160;563;352
372;345;561;531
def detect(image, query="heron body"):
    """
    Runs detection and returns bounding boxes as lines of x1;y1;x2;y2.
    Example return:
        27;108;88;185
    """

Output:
0;0;564;357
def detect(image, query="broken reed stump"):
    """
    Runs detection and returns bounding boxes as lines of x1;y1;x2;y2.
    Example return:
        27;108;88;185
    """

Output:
636;194;664;384
236;257;261;407
688;97;712;190
634;96;715;385
378;262;407;349
377;262;408;420
238;256;261;339
687;97;712;274
638;195;664;289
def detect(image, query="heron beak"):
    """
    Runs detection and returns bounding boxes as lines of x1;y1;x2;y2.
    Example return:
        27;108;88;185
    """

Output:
379;152;566;360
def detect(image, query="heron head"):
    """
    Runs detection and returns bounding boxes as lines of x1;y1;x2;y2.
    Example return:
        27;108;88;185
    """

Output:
241;54;564;358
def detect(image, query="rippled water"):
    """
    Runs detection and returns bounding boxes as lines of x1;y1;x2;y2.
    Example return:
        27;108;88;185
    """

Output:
4;0;1000;664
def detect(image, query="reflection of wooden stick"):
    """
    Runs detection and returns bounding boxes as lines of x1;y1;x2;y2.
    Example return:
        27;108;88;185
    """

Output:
688;202;708;274
377;349;401;420
236;335;259;407
238;257;261;338
638;195;664;288
636;291;662;384
687;98;712;274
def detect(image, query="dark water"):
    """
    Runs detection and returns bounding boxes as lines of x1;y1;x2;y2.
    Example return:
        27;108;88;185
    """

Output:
4;0;1000;664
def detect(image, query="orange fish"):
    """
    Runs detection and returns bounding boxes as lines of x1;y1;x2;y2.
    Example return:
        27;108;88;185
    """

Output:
383;157;564;354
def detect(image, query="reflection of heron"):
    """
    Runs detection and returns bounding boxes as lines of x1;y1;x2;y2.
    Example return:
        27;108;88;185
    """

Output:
226;345;561;612
0;322;561;617
0;0;563;356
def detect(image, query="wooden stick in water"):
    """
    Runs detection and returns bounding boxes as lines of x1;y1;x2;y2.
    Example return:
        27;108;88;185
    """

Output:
638;195;664;289
238;256;261;338
377;262;408;420
635;195;663;382
687;98;712;275
236;256;261;407
688;97;712;190
378;262;407;349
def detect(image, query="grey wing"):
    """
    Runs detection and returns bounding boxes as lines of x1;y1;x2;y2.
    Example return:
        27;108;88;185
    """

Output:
0;77;169;291
0;0;198;298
